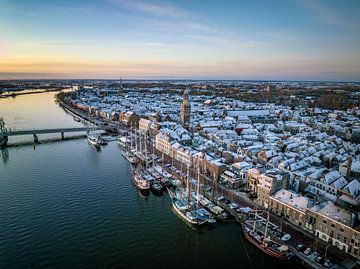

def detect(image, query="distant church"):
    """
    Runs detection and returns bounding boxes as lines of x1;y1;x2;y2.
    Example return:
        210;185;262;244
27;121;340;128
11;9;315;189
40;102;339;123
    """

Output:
180;88;191;129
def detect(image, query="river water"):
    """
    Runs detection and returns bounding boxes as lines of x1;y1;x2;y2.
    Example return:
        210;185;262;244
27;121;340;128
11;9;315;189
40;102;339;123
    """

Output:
0;92;300;268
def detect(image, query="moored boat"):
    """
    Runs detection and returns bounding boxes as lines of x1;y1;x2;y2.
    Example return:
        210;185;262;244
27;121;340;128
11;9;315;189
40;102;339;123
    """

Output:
242;225;289;260
121;148;137;164
132;170;150;191
117;136;127;148
87;134;101;147
205;203;229;220
172;197;206;226
150;180;163;194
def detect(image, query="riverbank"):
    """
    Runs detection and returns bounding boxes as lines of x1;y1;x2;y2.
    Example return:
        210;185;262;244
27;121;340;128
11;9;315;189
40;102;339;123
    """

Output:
0;88;64;98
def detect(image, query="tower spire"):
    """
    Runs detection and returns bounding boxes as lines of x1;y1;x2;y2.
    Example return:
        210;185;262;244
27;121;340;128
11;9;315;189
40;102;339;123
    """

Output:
180;82;191;129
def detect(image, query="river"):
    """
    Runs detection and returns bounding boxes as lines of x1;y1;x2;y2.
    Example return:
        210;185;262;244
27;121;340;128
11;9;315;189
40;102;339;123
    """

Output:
0;92;300;268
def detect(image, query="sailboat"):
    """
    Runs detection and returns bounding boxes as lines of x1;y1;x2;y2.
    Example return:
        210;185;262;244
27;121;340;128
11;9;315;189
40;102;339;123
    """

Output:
119;123;137;164
242;208;290;260
171;164;206;226
131;168;150;192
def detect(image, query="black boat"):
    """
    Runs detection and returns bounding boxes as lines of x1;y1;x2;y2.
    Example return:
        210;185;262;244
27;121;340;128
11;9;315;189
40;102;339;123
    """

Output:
150;180;163;194
160;178;171;188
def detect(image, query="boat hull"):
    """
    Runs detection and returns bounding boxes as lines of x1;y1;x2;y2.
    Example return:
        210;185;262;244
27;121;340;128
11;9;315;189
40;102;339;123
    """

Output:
131;171;150;191
172;200;206;226
121;149;137;164
88;138;100;147
242;226;286;260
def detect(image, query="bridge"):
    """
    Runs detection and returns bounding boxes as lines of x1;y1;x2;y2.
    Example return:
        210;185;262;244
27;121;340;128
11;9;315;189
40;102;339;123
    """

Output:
1;125;111;146
6;127;103;136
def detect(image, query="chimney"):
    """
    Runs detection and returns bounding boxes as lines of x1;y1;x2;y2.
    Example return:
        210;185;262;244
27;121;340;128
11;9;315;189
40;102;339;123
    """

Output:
346;157;353;179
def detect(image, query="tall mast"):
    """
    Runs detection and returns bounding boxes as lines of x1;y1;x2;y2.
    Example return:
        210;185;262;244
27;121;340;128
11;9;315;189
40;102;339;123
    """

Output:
152;136;155;164
162;151;165;168
135;123;138;153
185;162;188;192
264;207;270;238
253;207;257;232
139;127;142;154
196;157;200;206
187;164;191;207
144;132;148;169
130;123;133;150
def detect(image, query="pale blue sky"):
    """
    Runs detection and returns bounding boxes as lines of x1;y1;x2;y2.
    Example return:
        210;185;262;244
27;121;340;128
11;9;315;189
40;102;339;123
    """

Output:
0;0;359;81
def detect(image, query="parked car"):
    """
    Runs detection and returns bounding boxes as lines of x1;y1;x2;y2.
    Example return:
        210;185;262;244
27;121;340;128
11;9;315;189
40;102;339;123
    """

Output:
303;247;312;256
296;244;305;251
230;202;238;209
315;255;324;264
281;234;291;241
323;258;332;268
217;196;226;202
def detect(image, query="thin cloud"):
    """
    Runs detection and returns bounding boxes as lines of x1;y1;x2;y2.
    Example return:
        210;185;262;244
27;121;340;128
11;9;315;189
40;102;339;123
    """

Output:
298;0;358;30
109;0;189;19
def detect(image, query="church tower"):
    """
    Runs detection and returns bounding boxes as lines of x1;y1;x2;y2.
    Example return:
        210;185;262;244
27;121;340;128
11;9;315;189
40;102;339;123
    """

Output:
180;88;191;129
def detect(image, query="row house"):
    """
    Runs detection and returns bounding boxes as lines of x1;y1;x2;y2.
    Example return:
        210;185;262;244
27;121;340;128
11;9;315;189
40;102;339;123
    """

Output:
175;146;195;167
269;189;313;228
119;111;139;126
305;201;360;260
247;168;261;194
256;170;289;207
155;132;173;156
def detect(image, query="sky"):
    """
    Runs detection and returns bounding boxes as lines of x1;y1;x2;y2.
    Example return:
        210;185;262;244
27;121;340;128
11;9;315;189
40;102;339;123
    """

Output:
0;0;360;81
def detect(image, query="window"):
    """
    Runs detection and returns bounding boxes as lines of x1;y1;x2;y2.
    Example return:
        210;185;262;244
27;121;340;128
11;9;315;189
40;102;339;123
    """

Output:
331;224;335;228
340;228;344;232
323;220;327;224
344;237;347;243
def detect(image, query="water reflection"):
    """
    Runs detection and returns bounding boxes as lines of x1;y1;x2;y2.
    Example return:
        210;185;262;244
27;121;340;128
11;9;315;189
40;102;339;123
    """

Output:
1;147;9;163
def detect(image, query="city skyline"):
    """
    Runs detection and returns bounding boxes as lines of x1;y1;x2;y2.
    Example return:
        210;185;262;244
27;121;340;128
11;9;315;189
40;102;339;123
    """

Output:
1;0;360;81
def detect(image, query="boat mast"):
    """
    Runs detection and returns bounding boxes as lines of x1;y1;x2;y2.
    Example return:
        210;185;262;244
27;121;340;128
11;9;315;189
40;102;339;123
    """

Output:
135;123;138;153
139;126;142;155
152;136;155;166
130;122;133;150
264;207;270;239
196;157;200;206
144;132;148;169
187;164;191;208
162;151;165;168
253;207;258;232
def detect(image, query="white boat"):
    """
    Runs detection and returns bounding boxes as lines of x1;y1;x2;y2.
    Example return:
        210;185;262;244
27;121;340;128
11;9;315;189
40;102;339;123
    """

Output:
87;134;101;147
117;136;127;148
121;148;137;164
172;197;206;226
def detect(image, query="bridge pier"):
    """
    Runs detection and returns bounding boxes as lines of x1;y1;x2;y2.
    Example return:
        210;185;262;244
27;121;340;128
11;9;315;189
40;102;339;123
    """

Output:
61;132;64;140
33;133;39;144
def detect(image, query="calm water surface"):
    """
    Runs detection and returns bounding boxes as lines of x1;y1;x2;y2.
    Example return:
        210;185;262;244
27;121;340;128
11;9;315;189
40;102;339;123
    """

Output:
0;93;300;268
